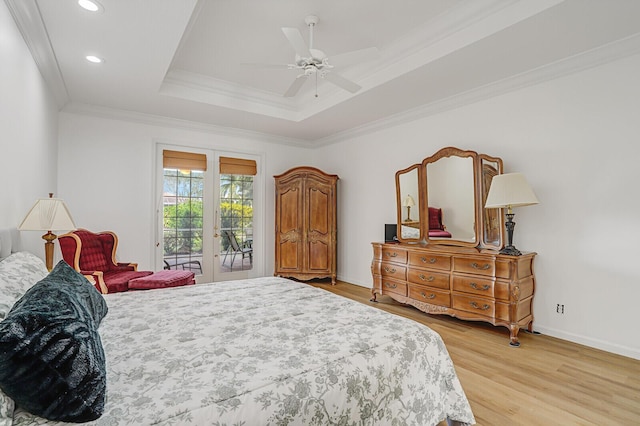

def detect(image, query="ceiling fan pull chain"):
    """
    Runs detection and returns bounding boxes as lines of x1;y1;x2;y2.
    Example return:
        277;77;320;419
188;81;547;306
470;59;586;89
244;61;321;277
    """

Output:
315;72;318;98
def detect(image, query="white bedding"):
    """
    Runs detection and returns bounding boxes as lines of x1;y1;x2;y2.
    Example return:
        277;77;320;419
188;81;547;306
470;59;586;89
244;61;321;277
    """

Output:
9;274;474;425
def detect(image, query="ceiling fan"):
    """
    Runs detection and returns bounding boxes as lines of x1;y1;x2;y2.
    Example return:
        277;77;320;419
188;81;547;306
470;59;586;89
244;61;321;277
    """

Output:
247;15;378;98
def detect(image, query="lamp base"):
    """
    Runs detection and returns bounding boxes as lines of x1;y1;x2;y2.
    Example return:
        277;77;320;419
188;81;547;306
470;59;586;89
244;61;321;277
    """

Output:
42;231;57;271
499;245;522;256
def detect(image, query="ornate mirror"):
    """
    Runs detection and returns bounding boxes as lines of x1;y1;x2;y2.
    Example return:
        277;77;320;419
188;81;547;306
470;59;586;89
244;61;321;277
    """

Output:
396;164;422;242
479;154;504;249
423;147;478;246
394;147;503;250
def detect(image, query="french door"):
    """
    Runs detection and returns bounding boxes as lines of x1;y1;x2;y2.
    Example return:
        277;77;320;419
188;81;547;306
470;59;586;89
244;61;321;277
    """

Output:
156;145;263;283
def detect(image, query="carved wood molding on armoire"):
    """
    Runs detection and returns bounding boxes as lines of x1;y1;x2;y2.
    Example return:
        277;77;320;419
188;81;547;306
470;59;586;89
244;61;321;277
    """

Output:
274;166;338;284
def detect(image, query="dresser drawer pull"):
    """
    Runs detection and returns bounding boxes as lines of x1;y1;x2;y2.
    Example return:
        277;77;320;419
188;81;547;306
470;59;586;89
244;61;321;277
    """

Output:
471;262;490;270
420;292;436;300
384;282;397;289
419;274;435;282
385;252;398;258
383;266;397;273
470;282;490;291
420;257;437;264
470;301;491;310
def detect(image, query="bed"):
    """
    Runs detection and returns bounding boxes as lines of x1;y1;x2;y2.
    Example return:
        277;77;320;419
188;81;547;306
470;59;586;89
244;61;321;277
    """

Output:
0;231;474;425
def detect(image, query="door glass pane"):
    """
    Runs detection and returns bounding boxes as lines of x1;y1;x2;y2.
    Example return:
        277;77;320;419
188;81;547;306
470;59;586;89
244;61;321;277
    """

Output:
219;174;253;272
162;168;204;275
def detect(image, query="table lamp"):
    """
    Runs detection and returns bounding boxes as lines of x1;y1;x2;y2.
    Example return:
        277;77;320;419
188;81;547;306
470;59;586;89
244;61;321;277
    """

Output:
484;173;538;256
18;193;76;271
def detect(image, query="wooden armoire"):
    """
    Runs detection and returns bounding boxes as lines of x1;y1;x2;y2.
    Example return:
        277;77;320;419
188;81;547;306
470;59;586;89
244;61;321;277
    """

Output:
274;167;338;284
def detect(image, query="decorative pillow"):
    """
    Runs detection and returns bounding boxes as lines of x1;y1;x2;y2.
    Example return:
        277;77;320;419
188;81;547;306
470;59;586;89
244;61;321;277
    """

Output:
0;260;108;422
0;251;48;320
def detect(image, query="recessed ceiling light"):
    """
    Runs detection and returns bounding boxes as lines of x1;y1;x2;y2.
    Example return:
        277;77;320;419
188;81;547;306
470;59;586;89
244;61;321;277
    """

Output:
85;55;103;64
78;0;103;12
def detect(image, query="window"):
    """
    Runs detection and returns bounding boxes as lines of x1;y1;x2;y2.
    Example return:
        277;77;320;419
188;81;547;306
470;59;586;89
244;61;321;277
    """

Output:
219;157;256;272
162;150;206;274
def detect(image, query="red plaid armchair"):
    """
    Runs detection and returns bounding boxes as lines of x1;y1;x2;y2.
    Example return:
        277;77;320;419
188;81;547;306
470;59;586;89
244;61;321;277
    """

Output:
59;229;153;294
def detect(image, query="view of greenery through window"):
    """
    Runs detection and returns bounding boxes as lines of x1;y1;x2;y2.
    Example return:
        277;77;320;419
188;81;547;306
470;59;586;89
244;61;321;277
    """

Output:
163;169;253;272
163;169;204;266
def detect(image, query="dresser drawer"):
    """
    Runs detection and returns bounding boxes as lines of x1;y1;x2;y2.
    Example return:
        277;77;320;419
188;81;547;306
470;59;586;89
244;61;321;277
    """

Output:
381;247;408;264
380;263;407;280
380;277;407;297
453;256;495;276
408;252;451;271
452;294;495;317
453;275;498;298
409;285;450;307
408;269;449;289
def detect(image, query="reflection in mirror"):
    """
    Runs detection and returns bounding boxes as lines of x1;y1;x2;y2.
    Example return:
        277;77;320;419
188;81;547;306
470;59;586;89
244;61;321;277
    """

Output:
397;165;421;241
426;155;476;243
480;155;503;249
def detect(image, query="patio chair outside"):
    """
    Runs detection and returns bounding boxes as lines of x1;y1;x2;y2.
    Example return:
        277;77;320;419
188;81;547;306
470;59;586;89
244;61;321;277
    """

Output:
222;230;253;268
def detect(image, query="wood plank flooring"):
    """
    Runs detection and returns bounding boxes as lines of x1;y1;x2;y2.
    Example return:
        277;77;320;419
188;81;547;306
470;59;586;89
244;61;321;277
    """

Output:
310;281;640;425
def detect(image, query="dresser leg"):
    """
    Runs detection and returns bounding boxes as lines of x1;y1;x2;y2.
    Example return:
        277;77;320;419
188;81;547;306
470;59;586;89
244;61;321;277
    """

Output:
509;325;521;347
370;290;378;303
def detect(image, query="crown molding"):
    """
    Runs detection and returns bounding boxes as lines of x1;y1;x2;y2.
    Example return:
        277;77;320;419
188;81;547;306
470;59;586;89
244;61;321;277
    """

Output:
4;0;69;108
161;69;301;121
315;32;640;147
61;102;313;148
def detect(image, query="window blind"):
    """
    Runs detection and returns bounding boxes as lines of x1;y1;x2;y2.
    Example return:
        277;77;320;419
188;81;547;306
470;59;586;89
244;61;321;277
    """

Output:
163;150;207;171
219;157;257;176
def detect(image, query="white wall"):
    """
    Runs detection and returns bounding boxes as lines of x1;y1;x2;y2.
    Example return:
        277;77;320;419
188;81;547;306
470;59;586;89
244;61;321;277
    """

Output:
0;2;59;257
314;53;640;359
57;113;311;273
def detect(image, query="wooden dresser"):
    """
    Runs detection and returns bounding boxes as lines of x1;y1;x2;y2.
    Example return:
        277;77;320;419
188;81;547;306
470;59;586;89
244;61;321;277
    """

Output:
371;242;536;346
274;167;338;284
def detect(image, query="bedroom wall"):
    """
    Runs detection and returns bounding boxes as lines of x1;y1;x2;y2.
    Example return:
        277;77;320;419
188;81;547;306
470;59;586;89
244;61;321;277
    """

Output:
313;52;640;360
57;113;311;274
0;2;59;257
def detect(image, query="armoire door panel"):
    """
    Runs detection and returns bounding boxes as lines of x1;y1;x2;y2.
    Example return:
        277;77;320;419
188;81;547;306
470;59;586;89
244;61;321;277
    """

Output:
278;241;301;270
308;241;330;271
278;188;301;234
307;187;330;234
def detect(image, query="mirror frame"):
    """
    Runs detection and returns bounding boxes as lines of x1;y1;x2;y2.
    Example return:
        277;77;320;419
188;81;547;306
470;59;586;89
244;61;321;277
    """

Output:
395;147;504;250
479;154;504;250
422;147;479;247
395;163;423;243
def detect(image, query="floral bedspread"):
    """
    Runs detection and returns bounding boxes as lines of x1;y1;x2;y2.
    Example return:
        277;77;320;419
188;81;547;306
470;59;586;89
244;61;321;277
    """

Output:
13;277;474;425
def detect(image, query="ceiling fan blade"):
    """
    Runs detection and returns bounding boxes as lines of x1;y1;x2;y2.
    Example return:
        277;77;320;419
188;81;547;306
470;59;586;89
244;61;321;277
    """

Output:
329;47;379;67
282;27;311;58
323;72;361;94
284;75;308;97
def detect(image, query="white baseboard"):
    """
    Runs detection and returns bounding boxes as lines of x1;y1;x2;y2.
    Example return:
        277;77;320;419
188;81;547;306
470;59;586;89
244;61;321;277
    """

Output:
534;325;640;361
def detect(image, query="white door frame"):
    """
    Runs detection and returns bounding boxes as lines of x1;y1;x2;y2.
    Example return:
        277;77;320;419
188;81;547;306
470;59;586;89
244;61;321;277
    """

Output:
154;143;264;283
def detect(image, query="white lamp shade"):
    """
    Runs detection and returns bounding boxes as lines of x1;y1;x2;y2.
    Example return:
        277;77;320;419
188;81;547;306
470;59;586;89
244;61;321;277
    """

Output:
403;194;416;207
18;198;76;231
485;173;539;209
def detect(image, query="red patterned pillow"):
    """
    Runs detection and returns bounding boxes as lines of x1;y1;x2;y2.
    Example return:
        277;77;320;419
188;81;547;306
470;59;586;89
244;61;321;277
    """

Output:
428;207;444;230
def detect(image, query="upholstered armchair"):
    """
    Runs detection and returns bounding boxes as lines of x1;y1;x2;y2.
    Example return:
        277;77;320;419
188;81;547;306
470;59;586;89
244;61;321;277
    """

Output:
59;229;152;294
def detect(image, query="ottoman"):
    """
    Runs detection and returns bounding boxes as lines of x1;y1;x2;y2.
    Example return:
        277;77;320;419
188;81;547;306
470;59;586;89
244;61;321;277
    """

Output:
128;270;195;290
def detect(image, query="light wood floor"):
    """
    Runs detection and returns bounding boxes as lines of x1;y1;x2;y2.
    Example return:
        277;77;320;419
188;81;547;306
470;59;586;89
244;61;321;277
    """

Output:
310;281;640;425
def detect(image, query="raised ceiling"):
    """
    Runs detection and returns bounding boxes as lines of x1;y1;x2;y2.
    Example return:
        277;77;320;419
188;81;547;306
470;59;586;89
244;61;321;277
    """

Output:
7;0;640;145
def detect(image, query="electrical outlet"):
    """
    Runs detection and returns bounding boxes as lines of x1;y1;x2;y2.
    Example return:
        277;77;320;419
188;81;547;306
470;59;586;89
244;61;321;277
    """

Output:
556;303;565;314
